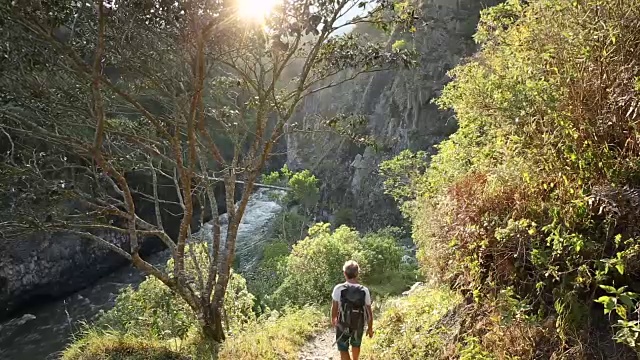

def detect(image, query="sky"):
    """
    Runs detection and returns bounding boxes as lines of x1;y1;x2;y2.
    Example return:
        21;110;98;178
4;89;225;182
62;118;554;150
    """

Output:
333;2;369;35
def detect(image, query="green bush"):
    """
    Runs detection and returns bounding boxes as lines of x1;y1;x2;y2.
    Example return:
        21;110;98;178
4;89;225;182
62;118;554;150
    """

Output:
270;210;309;245
271;223;367;306
360;287;461;360
261;166;320;212
361;230;404;275
246;239;289;311
95;243;255;341
384;0;640;355
287;170;320;210
270;223;414;307
245;209;311;311
95;277;193;340
261;164;294;186
379;149;428;215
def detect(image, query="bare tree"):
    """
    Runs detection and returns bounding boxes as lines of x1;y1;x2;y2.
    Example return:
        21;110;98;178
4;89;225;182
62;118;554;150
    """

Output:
0;0;416;343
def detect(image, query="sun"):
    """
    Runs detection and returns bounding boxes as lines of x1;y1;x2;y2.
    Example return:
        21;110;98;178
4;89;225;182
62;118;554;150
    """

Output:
236;0;281;22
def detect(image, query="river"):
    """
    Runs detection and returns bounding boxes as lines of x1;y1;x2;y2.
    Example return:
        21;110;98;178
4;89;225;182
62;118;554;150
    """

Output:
0;189;284;360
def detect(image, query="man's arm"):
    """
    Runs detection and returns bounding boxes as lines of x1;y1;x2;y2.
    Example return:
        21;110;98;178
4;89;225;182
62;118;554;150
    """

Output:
331;300;339;327
366;304;373;336
365;288;374;337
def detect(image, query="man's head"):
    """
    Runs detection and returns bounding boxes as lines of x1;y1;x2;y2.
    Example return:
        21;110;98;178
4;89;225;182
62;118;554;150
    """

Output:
343;260;360;280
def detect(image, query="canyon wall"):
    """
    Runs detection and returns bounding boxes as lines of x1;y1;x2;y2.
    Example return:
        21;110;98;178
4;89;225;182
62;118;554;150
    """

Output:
287;0;500;230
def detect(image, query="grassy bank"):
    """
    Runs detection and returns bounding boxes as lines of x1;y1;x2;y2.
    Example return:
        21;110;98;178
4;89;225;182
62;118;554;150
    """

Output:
62;307;326;360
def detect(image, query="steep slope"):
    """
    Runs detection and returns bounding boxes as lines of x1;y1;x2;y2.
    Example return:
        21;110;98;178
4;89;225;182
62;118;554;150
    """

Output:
286;0;500;230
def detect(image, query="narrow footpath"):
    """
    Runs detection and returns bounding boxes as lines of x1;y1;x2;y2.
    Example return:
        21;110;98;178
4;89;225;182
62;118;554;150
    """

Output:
298;330;339;360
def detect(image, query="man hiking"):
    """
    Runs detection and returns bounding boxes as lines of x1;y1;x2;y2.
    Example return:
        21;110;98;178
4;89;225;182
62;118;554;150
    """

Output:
331;260;373;360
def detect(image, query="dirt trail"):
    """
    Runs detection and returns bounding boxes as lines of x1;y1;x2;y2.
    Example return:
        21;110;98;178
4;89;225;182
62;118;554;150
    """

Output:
298;329;339;360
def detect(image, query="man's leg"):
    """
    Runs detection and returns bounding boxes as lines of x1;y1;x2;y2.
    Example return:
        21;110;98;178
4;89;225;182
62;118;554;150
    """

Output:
350;331;363;360
351;346;360;360
337;330;351;360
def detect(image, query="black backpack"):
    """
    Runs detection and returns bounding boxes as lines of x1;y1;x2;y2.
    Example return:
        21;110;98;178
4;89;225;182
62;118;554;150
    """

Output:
337;284;367;337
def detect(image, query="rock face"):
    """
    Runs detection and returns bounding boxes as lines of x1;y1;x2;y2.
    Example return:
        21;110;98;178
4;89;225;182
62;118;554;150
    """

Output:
0;230;136;319
0;173;238;320
286;0;500;230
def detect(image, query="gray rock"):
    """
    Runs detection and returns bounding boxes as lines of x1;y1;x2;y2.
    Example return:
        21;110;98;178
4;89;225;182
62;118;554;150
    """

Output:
402;281;424;296
286;0;502;230
0;230;133;319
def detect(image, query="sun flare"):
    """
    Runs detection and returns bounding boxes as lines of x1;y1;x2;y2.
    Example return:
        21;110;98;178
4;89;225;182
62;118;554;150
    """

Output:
237;0;281;22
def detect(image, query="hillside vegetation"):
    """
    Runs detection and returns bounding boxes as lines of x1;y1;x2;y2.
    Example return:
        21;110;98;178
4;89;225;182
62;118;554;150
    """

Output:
378;0;640;358
60;0;640;358
63;219;415;359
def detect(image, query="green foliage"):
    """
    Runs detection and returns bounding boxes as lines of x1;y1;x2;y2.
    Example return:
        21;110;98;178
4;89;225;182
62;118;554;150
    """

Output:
254;170;319;303
66;307;324;360
360;287;461;360
365;263;419;300
262;240;290;264
247;240;289;311
379;150;428;214
62;331;189;360
261;172;283;186
271;224;366;306
262;166;320;211
459;337;495;360
361;230;404;274
95;277;194;340
594;242;640;350
261;164;293;186
95;244;255;341
218;307;325;360
288;170;320;210
397;0;640;355
245;209;310;310
271;210;309;245
391;39;407;51
271;223;413;307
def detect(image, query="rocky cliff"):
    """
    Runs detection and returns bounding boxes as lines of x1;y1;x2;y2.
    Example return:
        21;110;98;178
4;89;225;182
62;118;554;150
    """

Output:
0;230;136;319
0;173;237;320
286;0;500;230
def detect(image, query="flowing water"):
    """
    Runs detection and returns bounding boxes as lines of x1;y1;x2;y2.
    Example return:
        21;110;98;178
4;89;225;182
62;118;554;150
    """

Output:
0;189;284;360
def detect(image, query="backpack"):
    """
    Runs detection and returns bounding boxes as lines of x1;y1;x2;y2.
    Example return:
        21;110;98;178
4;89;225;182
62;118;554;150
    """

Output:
337;284;367;337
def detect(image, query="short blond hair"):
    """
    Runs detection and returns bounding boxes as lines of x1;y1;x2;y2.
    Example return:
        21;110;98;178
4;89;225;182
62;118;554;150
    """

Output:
343;260;359;279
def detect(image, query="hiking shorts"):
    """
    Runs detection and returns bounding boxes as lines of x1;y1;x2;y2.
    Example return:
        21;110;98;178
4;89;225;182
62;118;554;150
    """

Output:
336;328;363;352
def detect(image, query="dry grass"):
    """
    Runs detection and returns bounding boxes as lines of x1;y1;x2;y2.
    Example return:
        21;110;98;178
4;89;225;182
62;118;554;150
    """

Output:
61;331;189;360
218;306;326;360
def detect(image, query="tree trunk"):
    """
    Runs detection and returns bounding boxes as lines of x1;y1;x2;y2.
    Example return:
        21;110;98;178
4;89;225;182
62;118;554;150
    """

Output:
200;304;225;343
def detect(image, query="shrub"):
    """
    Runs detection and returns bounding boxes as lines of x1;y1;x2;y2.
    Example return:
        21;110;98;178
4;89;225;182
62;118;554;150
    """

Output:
390;0;640;355
218;306;325;360
95;277;194;340
360;287;461;360
244;209;312;311
271;223;414;307
270;210;309;245
287;170;320;211
261;166;319;212
246;239;289;311
261;164;294;186
271;223;367;306
379;149;428;215
95;243;255;341
361;230;404;275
